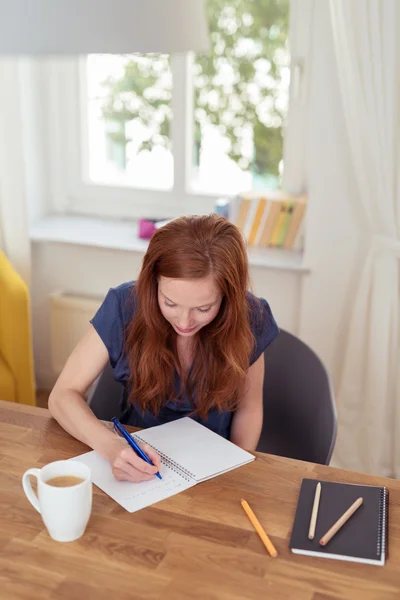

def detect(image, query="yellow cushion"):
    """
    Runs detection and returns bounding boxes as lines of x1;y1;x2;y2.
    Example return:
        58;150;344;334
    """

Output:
0;353;16;402
0;251;35;405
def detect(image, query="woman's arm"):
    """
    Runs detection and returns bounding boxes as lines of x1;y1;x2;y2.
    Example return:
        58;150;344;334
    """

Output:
229;354;264;451
48;325;160;482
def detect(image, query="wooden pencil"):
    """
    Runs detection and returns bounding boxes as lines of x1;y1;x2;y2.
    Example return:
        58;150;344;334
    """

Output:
308;482;321;540
241;499;278;557
319;497;363;546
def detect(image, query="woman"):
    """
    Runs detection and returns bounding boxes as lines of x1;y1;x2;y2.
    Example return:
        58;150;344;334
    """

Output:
49;214;279;483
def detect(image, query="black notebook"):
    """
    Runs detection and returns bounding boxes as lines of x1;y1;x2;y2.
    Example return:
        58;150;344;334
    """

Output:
290;479;389;566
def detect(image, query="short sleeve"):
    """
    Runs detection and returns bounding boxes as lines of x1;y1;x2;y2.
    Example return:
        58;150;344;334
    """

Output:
249;296;280;365
90;289;124;369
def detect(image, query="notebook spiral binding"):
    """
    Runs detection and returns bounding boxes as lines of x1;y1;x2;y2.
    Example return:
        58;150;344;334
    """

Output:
377;487;388;558
133;434;195;482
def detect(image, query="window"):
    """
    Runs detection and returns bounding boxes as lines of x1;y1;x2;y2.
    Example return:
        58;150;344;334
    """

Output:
47;0;294;219
85;54;173;190
192;0;289;194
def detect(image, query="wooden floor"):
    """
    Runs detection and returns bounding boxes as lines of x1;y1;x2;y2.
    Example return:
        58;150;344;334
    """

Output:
36;389;50;409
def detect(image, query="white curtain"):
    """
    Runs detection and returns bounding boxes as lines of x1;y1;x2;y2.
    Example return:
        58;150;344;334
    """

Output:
0;58;31;285
329;0;400;476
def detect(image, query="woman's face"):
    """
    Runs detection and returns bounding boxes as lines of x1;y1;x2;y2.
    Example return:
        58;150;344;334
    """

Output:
158;275;223;337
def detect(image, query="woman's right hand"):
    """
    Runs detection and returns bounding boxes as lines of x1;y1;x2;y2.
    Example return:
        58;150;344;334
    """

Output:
105;438;161;483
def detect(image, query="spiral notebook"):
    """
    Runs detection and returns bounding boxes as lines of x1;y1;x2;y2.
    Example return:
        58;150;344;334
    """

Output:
72;417;255;512
290;479;389;566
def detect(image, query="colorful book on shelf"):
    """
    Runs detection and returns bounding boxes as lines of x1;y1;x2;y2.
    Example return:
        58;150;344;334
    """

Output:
234;193;306;251
269;200;290;247
284;198;307;249
275;201;295;247
258;200;282;247
235;197;252;233
247;197;268;245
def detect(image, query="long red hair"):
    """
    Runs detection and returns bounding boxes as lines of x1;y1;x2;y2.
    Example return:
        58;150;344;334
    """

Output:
126;214;255;418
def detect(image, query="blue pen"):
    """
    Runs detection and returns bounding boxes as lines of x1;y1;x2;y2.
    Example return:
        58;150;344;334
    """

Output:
111;417;162;480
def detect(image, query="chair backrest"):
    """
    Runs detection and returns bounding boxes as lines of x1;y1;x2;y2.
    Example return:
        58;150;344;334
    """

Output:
257;329;337;465
87;362;124;421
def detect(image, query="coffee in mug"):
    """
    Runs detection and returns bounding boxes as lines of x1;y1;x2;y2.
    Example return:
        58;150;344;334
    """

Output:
46;476;85;488
22;460;92;542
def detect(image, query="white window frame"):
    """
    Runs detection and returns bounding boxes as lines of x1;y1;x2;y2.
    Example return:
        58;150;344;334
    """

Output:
45;54;217;220
41;0;309;221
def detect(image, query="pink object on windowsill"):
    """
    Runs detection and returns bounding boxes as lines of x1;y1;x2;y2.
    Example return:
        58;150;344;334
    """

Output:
138;219;157;240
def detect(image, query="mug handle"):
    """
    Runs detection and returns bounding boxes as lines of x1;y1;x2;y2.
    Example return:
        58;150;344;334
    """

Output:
22;468;41;513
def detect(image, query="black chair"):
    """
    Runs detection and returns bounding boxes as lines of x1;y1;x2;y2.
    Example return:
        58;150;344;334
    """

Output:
89;329;337;465
258;329;337;465
87;364;124;421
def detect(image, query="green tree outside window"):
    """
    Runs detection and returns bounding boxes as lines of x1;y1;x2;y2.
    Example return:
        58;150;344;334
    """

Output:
99;0;289;189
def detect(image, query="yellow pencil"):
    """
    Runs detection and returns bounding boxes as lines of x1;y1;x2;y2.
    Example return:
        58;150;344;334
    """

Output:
241;499;278;557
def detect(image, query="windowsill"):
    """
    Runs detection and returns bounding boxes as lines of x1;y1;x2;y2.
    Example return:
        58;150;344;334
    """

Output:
30;215;309;273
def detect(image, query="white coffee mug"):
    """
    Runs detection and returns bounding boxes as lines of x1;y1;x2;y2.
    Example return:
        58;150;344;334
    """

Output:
22;460;92;542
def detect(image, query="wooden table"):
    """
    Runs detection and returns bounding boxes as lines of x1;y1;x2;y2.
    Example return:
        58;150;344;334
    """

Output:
1;401;400;600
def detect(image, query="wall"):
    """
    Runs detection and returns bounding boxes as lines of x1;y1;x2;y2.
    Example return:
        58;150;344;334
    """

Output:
32;241;304;389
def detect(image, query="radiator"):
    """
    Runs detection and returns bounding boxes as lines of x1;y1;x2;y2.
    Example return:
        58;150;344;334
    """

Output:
49;291;103;374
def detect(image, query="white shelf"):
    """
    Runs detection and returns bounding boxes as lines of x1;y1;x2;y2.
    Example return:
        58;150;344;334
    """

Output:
30;215;308;273
30;215;149;252
247;246;306;271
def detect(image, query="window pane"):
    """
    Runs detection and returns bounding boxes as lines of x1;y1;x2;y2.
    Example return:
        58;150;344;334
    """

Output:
84;54;173;190
191;0;290;195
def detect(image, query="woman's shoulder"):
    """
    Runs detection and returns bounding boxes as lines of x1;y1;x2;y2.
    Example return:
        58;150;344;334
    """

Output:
246;291;280;364
246;290;276;331
109;280;136;300
107;281;138;325
90;281;137;376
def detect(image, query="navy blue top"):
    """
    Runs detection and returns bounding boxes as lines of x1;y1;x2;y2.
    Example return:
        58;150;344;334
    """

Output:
91;281;279;438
